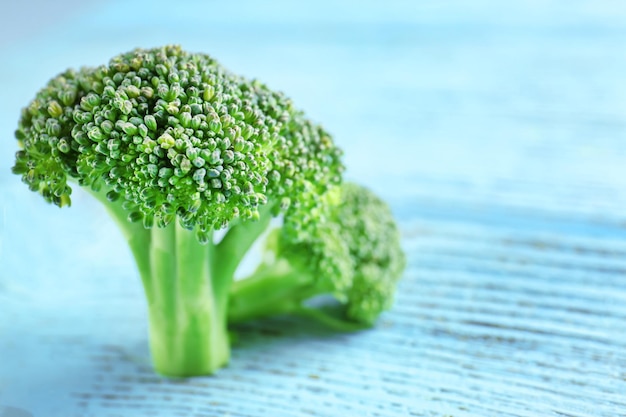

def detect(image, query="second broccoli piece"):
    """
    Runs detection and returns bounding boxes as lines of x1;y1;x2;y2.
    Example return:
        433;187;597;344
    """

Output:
228;182;406;330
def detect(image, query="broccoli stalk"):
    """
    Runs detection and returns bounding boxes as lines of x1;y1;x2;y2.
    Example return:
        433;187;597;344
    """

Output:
12;46;344;376
228;183;406;330
88;186;273;375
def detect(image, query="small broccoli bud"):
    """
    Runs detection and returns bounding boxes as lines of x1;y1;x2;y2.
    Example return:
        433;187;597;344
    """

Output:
284;182;405;324
229;182;405;328
335;183;406;324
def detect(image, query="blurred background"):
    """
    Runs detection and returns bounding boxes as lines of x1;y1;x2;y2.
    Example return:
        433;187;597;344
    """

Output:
1;1;625;416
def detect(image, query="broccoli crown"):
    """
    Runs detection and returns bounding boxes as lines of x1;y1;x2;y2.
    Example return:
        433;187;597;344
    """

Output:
337;183;405;324
271;182;405;324
12;45;343;237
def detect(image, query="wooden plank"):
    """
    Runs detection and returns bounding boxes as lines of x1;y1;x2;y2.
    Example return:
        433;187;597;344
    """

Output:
1;1;625;416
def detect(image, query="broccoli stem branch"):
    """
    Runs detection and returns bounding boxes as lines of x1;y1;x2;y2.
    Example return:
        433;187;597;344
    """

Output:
86;185;232;376
228;260;308;323
147;222;229;376
228;261;367;331
88;185;368;375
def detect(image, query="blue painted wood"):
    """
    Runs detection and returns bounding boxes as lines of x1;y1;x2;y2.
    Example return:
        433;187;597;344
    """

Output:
1;1;626;416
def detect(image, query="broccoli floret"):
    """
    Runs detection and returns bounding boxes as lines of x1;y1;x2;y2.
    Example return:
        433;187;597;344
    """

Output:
12;46;344;376
228;182;406;330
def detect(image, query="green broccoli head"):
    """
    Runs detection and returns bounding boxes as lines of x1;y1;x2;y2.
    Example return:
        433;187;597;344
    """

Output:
229;182;406;328
11;45;403;376
12;45;343;238
12;45;349;377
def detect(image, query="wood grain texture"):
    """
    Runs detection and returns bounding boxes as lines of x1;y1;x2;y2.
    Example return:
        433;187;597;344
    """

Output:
1;1;625;416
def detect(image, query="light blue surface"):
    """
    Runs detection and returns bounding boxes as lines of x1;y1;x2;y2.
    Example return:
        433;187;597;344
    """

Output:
1;1;626;416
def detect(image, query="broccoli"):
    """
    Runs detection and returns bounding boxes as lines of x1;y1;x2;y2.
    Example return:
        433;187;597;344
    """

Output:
228;182;405;330
11;45;404;377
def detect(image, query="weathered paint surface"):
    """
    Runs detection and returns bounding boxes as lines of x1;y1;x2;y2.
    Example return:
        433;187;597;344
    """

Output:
1;1;625;416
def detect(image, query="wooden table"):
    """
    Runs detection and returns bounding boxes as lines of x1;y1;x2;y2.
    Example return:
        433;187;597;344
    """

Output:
1;1;625;416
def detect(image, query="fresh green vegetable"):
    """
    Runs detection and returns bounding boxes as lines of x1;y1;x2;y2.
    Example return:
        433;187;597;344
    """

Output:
12;45;404;377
